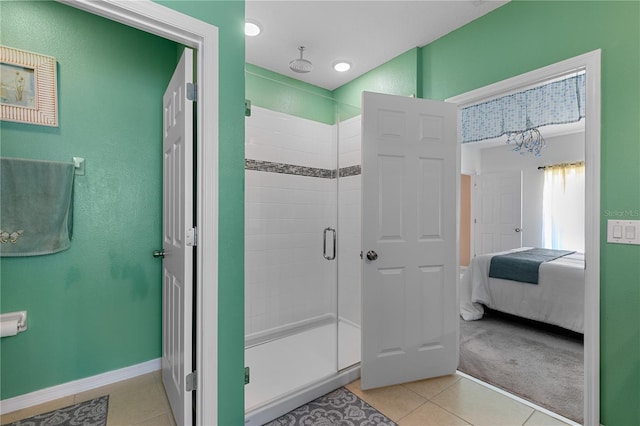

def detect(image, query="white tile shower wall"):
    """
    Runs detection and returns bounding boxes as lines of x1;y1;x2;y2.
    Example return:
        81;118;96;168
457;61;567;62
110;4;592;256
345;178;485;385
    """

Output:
337;115;362;326
338;115;362;168
246;106;336;170
245;172;337;336
245;107;337;338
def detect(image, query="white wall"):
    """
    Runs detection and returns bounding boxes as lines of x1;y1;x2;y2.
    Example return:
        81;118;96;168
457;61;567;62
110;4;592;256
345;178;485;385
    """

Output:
463;130;585;248
245;107;336;340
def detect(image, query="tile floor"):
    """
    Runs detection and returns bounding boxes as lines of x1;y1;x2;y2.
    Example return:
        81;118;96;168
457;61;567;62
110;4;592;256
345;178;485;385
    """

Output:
1;370;176;426
346;374;571;426
1;371;572;426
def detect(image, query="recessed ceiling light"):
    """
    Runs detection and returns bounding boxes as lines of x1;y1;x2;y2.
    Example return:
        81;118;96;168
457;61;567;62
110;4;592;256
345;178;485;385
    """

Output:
333;61;351;72
245;20;261;37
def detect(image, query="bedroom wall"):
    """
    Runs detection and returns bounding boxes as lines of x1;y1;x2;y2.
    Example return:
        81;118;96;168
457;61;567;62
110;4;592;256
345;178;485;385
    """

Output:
465;131;585;249
420;1;640;424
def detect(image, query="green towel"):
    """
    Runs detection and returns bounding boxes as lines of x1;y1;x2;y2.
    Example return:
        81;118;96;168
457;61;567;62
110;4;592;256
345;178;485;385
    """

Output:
1;157;75;256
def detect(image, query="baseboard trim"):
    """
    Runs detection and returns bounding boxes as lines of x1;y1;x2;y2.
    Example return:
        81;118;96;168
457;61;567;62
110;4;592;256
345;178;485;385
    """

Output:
0;358;161;415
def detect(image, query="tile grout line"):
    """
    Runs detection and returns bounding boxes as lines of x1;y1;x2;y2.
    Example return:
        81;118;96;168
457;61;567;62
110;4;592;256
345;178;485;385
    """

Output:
396;376;472;425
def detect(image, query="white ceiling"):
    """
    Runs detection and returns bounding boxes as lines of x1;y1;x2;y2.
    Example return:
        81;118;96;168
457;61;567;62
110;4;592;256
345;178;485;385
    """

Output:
245;0;509;91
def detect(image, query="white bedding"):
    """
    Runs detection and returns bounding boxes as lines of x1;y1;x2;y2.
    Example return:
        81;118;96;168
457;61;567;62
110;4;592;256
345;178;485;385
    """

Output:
460;247;585;333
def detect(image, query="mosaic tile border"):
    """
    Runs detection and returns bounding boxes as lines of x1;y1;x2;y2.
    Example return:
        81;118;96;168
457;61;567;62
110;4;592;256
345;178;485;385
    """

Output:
246;159;361;179
339;165;361;178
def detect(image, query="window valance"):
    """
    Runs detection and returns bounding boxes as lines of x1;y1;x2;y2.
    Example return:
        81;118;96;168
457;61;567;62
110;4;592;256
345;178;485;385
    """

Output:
462;73;586;144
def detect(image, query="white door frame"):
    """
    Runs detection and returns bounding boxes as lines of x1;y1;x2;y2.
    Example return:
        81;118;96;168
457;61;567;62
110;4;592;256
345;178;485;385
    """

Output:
57;1;219;424
447;50;601;426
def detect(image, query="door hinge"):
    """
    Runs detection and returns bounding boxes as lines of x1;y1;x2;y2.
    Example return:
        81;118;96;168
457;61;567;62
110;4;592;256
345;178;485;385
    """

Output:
187;82;197;102
186;371;197;392
245;99;252;117
186;227;197;246
244;366;250;385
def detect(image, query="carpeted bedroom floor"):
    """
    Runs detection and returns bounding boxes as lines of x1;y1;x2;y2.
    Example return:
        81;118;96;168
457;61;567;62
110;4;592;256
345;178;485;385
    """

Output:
458;309;584;424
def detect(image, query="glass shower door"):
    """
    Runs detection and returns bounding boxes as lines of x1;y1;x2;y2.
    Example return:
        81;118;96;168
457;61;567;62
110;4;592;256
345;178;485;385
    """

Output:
336;101;362;371
244;86;339;412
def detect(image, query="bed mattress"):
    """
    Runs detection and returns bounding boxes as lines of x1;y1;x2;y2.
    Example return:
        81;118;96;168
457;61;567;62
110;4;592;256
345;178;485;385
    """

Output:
460;247;585;333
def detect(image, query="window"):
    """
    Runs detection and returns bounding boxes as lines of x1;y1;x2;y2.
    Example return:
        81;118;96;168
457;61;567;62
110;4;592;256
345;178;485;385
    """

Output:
542;162;585;251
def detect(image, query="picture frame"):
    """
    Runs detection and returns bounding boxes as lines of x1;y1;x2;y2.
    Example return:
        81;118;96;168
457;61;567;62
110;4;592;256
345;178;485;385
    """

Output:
1;45;58;127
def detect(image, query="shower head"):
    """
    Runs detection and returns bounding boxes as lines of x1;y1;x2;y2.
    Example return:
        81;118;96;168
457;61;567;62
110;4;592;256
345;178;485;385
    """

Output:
289;46;313;74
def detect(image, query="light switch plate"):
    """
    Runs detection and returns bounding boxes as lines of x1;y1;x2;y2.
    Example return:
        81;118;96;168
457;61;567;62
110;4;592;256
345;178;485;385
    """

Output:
607;219;640;245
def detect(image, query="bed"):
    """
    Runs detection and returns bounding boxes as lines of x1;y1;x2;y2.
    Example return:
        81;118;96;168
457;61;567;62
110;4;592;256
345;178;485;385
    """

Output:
460;247;585;333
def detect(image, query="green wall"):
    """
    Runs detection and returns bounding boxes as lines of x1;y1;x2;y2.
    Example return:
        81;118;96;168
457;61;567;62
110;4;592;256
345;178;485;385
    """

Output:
333;48;419;111
0;0;178;397
419;1;640;425
153;2;246;424
246;63;335;124
1;0;246;424
245;48;419;125
4;1;638;425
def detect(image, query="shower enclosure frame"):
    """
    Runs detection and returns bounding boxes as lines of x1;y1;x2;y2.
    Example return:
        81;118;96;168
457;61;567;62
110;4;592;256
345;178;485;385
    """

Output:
243;84;363;425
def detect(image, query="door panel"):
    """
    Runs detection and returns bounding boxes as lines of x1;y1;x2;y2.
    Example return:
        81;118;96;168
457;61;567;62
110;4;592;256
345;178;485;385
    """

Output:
162;48;194;426
361;92;459;390
474;171;522;256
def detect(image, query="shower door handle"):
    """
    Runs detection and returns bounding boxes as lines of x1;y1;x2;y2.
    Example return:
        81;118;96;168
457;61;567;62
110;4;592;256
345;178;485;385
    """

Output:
323;227;336;260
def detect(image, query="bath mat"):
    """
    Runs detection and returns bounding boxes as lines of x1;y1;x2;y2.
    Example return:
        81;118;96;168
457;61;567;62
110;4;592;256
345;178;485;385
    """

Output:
264;387;396;426
4;395;108;426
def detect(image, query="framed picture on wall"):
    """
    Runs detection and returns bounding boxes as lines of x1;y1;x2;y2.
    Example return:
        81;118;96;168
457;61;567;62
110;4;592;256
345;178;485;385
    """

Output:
0;45;58;127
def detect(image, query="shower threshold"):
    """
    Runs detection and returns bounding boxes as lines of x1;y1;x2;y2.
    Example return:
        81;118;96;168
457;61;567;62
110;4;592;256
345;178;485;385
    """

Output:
244;321;360;425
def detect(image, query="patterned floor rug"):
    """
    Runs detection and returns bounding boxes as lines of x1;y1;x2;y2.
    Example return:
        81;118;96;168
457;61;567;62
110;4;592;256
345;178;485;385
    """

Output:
5;395;109;426
264;387;396;426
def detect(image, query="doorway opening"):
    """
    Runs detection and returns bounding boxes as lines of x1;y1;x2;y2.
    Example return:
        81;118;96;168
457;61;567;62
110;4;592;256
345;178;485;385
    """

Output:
448;50;601;426
57;1;220;424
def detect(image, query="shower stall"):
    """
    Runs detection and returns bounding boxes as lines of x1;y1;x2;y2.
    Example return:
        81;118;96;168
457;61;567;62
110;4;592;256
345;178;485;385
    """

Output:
244;70;362;425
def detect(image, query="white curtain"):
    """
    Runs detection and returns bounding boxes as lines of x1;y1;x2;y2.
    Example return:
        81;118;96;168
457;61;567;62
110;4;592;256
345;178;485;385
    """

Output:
542;162;585;251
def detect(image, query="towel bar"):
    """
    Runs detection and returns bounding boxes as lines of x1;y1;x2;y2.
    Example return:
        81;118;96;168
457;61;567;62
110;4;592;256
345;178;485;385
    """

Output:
73;157;85;175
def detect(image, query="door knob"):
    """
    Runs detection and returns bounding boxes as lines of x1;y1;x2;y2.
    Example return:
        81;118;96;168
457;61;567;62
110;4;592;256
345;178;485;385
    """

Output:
366;250;378;261
153;249;165;258
515;227;522;233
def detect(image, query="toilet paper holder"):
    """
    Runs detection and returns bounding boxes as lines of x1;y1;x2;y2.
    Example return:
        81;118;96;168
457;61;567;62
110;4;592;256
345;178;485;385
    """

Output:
0;311;28;334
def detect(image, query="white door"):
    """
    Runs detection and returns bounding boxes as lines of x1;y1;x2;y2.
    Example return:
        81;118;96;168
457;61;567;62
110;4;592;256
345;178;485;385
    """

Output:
474;171;522;256
361;92;459;389
161;48;194;426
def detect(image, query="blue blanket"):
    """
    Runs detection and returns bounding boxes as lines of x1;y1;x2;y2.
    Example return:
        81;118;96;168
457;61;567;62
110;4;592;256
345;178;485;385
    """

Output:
489;248;575;284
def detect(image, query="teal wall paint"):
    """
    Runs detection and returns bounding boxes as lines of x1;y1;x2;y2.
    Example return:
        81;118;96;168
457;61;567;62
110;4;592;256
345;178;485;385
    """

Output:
4;1;638;424
246;64;335;124
0;0;178;398
0;0;246;422
332;48;419;112
245;49;419;125
152;2;246;424
420;2;640;424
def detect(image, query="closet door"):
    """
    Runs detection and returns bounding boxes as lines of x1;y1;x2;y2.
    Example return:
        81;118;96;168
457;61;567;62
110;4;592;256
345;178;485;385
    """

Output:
474;171;523;256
